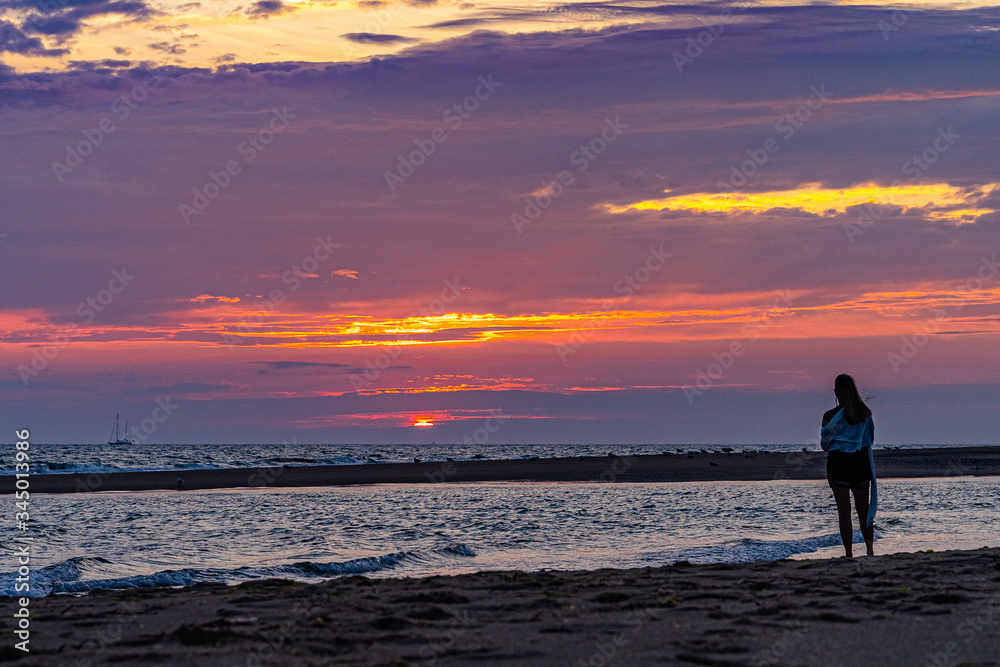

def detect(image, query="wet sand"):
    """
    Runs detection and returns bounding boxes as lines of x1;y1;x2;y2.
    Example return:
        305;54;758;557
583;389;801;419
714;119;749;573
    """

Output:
6;547;999;665
5;446;999;494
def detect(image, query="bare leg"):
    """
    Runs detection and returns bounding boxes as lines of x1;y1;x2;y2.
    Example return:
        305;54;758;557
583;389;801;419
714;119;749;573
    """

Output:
852;483;875;556
830;482;855;558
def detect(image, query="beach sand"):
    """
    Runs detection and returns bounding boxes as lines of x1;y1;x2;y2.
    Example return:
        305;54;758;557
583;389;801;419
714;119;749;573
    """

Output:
6;446;999;494
7;548;999;665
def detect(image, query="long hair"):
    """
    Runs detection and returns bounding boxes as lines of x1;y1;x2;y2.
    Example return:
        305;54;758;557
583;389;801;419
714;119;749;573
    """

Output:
834;374;872;424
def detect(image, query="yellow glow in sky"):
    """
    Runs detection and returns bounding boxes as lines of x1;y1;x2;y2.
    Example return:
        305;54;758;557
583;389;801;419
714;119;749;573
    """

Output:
0;0;685;73
5;0;1000;73
610;182;999;222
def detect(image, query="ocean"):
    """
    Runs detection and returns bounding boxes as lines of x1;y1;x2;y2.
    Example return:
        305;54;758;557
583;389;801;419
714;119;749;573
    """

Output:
3;443;998;598
0;441;977;477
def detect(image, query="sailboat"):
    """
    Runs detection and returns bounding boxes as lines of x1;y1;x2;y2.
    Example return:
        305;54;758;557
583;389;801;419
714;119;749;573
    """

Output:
108;413;136;445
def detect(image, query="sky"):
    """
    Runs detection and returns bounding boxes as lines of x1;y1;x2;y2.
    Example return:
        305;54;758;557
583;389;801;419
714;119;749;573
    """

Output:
2;0;1000;445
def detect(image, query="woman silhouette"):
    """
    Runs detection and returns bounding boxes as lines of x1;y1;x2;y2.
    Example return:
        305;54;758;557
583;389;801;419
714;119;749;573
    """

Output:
821;374;876;558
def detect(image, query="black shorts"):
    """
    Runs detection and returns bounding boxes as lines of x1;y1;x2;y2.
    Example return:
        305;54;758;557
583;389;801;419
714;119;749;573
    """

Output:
827;448;872;488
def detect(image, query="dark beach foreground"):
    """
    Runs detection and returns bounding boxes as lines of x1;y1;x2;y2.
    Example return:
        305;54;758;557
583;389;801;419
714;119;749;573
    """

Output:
7;446;999;494
6;548;999;666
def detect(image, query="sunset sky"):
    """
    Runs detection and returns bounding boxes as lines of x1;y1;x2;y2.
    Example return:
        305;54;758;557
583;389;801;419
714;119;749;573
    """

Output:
2;0;1000;445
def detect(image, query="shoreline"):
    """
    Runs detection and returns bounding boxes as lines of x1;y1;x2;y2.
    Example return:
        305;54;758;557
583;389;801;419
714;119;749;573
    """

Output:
5;446;998;494
7;547;999;665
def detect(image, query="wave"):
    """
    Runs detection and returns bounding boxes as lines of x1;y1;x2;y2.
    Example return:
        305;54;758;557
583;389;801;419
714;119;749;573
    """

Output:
646;531;878;565
0;461;231;476
439;543;477;557
1;552;405;597
0;456;369;476
1;544;478;597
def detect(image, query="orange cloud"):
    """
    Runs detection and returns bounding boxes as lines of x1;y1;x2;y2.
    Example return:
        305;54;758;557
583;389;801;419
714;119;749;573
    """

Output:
191;294;241;304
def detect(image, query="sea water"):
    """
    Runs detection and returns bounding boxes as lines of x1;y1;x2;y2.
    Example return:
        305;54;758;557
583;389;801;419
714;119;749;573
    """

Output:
4;476;998;597
0;441;976;476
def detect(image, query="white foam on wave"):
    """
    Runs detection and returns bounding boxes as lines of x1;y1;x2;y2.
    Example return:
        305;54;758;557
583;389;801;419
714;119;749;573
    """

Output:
645;531;878;565
439;544;477;557
0;544;478;597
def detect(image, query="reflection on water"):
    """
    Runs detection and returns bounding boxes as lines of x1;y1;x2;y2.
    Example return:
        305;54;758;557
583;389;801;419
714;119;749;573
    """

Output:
4;476;998;596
